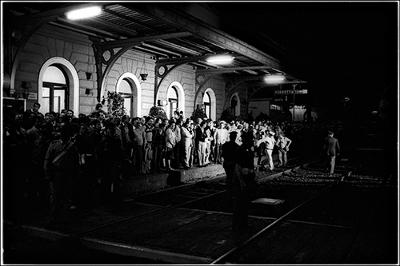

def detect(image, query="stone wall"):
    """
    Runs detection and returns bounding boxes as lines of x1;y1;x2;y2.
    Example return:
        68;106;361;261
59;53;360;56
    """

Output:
15;24;233;120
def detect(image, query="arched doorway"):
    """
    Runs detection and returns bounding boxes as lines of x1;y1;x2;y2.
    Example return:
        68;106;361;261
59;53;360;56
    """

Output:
38;57;79;115
42;66;68;113
116;73;142;117
166;82;185;119
203;88;216;120
167;86;178;119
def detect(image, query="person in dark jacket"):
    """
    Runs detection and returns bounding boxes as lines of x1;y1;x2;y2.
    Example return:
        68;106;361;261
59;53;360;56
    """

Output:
323;130;340;176
231;131;256;232
44;124;82;224
221;131;240;200
96;122;124;202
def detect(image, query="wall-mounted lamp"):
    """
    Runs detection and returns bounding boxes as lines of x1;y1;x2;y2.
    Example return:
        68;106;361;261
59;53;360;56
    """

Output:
85;88;93;96
140;73;148;81
85;72;92;80
139;54;149;81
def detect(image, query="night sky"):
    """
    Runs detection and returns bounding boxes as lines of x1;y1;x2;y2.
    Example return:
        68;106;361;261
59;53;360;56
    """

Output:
212;2;398;120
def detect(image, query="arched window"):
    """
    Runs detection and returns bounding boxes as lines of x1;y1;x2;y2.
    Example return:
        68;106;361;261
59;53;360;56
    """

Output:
203;92;211;119
118;78;135;117
42;65;68;113
167;86;178;119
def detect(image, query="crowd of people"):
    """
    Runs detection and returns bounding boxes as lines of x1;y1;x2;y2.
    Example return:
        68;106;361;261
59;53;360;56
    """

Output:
4;101;344;225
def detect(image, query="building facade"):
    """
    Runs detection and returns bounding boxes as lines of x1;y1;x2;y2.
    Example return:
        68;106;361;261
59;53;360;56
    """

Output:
3;3;305;120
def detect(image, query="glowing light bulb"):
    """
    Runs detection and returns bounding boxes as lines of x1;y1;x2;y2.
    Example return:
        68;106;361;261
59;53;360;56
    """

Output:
206;55;234;65
66;6;102;20
264;75;285;83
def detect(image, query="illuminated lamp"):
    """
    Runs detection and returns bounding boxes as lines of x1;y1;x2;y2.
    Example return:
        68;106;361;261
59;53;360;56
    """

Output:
205;54;234;65
264;74;285;84
66;6;102;20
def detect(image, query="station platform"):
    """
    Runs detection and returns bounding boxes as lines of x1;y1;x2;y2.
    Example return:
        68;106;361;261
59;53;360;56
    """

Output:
2;154;398;264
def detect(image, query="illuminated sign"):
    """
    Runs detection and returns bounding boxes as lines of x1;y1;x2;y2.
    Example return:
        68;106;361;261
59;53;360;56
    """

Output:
274;89;308;94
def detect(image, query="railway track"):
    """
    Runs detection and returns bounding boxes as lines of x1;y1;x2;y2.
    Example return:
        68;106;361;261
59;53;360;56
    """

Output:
8;155;395;264
211;167;353;264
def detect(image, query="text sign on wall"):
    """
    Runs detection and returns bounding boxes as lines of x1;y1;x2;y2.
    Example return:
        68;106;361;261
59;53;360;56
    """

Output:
274;89;308;95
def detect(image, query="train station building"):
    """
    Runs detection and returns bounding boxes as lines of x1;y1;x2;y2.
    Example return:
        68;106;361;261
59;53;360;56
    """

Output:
3;2;308;121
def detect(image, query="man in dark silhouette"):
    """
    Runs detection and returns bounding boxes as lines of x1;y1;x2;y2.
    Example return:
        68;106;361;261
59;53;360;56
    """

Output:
221;131;240;200
323;130;340;176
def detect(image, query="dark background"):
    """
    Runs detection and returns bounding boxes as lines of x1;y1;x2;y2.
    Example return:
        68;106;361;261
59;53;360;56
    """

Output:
211;2;398;121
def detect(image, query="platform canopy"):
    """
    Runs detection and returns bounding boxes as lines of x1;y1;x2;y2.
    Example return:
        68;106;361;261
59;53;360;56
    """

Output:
4;2;306;85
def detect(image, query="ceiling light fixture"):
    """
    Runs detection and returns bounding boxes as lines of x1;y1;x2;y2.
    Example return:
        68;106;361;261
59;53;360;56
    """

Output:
205;54;234;65
66;6;102;20
264;74;285;83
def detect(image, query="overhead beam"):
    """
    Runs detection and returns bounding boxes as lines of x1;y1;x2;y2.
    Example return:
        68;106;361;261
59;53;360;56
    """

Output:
153;39;202;56
132;46;169;58
103;7;159;33
57;17;121;39
175;38;215;53
141;42;182;57
93;31;192;50
196;66;273;74
88;17;138;37
128;4;283;70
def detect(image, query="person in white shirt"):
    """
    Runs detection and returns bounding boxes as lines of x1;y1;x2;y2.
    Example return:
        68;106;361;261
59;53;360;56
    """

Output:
214;120;229;164
256;130;276;171
275;132;292;167
181;120;194;169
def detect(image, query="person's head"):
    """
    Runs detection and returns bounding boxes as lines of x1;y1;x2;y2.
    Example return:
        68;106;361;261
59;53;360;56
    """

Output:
146;116;154;126
229;131;238;142
104;122;116;137
44;112;50;122
169;119;176;129
60;109;67;118
200;120;207;128
90;119;102;131
32;102;41;112
98;110;106;120
173;111;180;119
79;122;89;135
122;115;130;123
132;117;142;127
48;111;57;122
95;103;103;110
66;109;74;118
328;130;334;136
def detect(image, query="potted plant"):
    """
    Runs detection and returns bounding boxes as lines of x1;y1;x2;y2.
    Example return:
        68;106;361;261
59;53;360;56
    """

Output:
101;91;126;118
149;106;168;120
